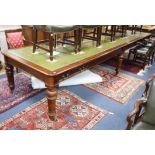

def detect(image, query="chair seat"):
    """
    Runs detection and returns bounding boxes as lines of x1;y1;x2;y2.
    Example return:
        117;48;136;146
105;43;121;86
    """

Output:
137;48;148;54
147;43;152;47
132;121;155;130
34;25;79;33
129;48;136;53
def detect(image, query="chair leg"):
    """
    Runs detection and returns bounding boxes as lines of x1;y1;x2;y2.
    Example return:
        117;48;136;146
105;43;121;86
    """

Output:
131;25;133;35
151;56;153;65
54;34;57;50
62;33;67;46
93;28;96;38
143;57;147;70
148;57;150;66
99;26;102;46
140;25;143;33
121;26;124;37
152;52;155;64
111;26;113;41
96;27;102;47
110;26;114;42
16;68;19;73
123;26;127;37
78;28;82;51
133;53;137;62
112;25;116;41
49;33;54;61
134;105;143;125
74;30;79;54
32;28;37;53
127;51;132;62
83;30;86;41
105;26;108;33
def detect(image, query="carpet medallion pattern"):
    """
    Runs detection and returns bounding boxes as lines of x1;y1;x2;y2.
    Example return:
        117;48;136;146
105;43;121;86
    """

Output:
84;66;144;104
0;89;107;130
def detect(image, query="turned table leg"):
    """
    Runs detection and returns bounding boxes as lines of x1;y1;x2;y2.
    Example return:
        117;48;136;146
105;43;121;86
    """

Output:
116;53;124;75
5;63;15;92
46;84;58;121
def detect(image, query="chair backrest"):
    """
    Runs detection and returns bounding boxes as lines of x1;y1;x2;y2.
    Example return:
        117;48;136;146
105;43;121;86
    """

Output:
5;29;24;49
145;44;155;56
142;78;155;125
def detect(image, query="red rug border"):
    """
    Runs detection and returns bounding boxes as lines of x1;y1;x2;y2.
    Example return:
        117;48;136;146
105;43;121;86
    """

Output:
83;66;145;104
0;72;43;114
0;89;108;130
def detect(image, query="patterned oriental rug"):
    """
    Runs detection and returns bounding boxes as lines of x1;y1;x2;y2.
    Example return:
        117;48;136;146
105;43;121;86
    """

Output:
105;58;142;74
0;73;42;113
0;89;107;130
84;65;144;104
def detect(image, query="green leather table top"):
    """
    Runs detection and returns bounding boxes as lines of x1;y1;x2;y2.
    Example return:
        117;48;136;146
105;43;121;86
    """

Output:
8;32;150;71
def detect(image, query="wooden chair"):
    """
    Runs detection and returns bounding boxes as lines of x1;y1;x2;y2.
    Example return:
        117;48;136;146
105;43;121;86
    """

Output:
144;36;155;63
128;40;155;69
116;25;128;37
5;29;25;49
32;25;81;61
127;75;155;130
102;25;117;42
5;28;25;72
134;43;155;68
131;25;143;34
81;25;102;48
